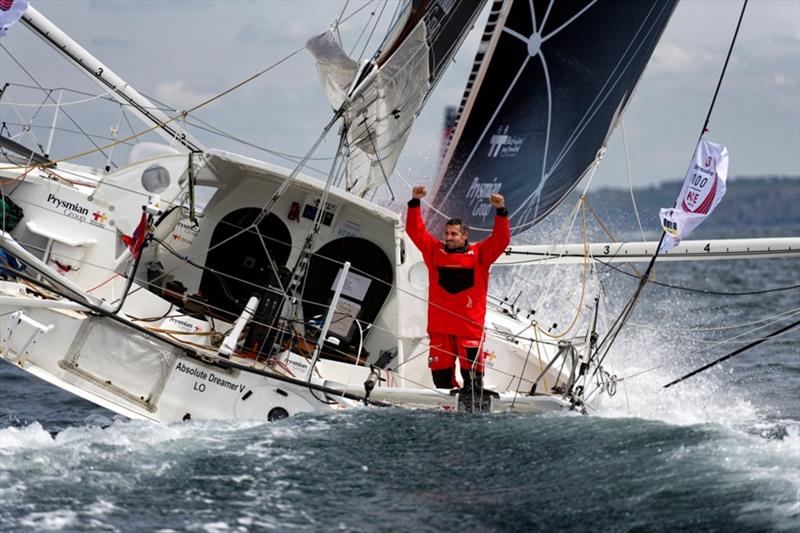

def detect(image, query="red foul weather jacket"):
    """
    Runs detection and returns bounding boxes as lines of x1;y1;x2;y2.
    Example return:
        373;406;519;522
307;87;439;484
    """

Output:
406;199;510;339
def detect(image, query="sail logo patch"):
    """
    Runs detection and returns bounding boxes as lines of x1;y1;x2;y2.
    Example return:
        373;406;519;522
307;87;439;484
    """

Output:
487;125;524;158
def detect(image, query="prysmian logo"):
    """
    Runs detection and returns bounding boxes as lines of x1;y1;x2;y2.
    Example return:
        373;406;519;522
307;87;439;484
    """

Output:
465;177;503;218
47;193;89;217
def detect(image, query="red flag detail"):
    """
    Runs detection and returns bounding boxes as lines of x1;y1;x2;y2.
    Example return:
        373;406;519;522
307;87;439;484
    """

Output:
122;211;148;259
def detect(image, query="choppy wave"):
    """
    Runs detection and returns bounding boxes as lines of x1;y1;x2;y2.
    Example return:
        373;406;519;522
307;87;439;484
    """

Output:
1;249;798;532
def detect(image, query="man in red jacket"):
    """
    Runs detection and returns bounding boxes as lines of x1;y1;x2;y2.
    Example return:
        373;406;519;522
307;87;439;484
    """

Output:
406;185;510;392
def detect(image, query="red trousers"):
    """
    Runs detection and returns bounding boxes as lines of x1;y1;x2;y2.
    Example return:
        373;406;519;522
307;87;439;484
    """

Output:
428;333;484;374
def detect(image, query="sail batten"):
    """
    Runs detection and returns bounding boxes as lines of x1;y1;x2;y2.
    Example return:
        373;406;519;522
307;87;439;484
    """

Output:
428;0;678;236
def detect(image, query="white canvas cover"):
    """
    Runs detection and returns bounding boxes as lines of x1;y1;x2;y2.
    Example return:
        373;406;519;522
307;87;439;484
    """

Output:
64;319;178;404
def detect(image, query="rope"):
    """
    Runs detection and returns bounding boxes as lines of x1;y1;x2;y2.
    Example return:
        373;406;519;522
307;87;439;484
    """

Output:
547;199;589;338
629;307;800;333
2;45;306;174
699;0;748;138
611;308;800;384
0;44;115;165
597;259;800;296
620;121;646;241
663;318;800;388
593;0;750;368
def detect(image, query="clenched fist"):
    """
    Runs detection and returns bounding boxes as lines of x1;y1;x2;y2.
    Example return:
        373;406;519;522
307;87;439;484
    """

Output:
489;193;505;209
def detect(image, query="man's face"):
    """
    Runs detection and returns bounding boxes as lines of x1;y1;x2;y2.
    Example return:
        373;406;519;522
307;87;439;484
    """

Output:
444;224;468;250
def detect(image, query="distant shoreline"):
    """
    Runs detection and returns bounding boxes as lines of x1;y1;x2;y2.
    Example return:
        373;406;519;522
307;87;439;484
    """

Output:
586;176;800;230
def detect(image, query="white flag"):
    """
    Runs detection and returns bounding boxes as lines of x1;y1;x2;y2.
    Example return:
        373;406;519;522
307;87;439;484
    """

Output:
0;0;28;37
659;138;728;253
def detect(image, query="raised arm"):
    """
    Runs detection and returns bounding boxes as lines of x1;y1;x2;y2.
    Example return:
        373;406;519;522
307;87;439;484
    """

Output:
478;193;511;264
405;186;439;256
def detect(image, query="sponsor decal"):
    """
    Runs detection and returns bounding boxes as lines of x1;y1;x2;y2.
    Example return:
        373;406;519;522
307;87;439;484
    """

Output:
465;177;503;219
488;125;525;158
46;193;109;227
167;317;202;333
47;193;89;219
171;221;199;244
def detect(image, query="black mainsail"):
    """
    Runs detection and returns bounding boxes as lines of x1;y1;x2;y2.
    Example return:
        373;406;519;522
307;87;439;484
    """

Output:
429;0;678;235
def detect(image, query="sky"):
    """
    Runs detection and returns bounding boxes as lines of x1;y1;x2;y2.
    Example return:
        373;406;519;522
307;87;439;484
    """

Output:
1;0;798;194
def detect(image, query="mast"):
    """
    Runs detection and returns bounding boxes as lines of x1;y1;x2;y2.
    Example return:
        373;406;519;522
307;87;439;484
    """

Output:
21;5;205;154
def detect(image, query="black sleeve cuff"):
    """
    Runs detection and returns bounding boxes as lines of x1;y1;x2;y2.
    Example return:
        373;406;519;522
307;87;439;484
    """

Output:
497;207;508;217
407;198;421;208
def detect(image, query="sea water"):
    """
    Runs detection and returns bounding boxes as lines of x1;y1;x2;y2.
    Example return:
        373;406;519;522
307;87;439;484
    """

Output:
1;257;798;532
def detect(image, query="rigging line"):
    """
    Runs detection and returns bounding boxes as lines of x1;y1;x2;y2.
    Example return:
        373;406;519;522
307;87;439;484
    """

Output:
9;103;46;153
28;90;51;124
4;82;122;104
700;0;748;137
121;110;344;297
533;198;584;312
186;115;336;161
628;307;800;333
0;88;120;107
1;121;136;145
582;196;642;277
338;0;381;26
5;46;307;172
394;169;455;221
547;200;590;338
182;47;306;117
335;0;351;28
585;309;800;399
120;106;137;139
181;121;329;177
357;0;389;63
663;318;800;389
6;82;176;113
361;115;396;200
2;238;556;388
620;121;646;241
0;43;113;163
596;258;800;296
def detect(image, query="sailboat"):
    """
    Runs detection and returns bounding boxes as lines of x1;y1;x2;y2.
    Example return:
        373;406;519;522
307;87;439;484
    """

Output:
0;1;796;422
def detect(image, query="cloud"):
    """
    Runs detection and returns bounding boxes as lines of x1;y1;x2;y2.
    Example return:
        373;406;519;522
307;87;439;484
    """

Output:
235;17;312;45
89;36;129;50
154;81;216;111
648;42;708;75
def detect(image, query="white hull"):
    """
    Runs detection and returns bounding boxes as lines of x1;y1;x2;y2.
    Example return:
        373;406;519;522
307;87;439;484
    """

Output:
0;156;576;420
0;293;572;421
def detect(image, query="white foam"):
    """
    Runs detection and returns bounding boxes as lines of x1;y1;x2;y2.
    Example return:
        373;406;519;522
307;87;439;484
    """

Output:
20;509;78;530
0;422;55;453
